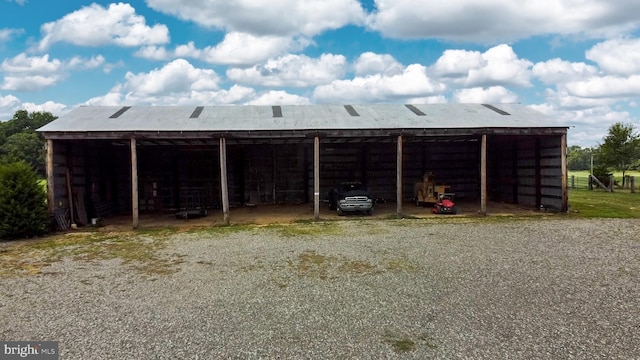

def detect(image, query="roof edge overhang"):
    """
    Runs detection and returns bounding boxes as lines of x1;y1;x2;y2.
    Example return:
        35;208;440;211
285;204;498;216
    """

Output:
40;127;569;141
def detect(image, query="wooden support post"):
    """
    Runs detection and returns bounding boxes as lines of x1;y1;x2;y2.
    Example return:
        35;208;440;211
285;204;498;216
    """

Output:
314;136;320;221
46;139;55;213
480;134;487;216
609;175;615;192
65;167;75;226
219;138;230;225
396;134;403;218
130;137;139;229
561;134;568;212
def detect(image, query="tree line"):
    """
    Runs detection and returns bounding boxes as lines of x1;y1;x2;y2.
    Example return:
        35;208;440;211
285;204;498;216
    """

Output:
569;122;640;180
0;110;56;239
0;110;56;177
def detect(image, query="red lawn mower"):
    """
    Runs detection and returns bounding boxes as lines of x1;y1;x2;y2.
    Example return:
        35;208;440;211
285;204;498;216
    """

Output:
432;194;457;214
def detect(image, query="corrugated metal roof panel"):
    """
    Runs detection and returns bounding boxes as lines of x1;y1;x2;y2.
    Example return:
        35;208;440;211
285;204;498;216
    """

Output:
37;104;564;133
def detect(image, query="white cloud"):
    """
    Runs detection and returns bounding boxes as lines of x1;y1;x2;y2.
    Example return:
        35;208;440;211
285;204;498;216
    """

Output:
532;58;598;84
0;93;21;119
227;54;346;87
0;53;106;91
564;75;640;98
542;88;617;110
353;52;404;76
368;0;640;42
1;75;62;92
1;54;64;91
0;28;23;42
1;53;62;73
433;44;532;87
432;49;485;78
67;55;106;70
21;101;68;117
37;3;169;51
586;37;640;76
406;96;448;104
135;42;203;61
86;84;258;106
84;59;276;106
121;59;220;96
453;86;518;103
245;91;312;105
313;64;446;103
146;0;365;37
200;32;301;66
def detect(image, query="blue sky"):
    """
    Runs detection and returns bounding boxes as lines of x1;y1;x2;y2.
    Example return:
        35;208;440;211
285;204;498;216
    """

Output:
2;0;640;147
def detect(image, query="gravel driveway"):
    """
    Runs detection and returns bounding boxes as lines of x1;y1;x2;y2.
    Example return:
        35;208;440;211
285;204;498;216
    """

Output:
1;218;638;359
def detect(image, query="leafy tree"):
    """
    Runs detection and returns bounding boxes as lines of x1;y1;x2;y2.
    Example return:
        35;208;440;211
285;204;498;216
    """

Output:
2;132;45;171
0;162;49;239
567;145;594;171
0;110;56;176
597;122;640;182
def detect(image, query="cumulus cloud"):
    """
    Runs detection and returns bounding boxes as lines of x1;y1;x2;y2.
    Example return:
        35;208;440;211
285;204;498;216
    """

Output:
532;58;598;84
453;86;518;103
83;59;275;106
200;32;305;66
245;90;312;105
227;54;346;87
86;84;258;106
433;44;532;87
0;28;24;42
313;64;446;103
120;59;220;96
353;52;404;76
0;53;104;91
37;3;169;51
564;75;640;99
586;37;640;76
367;0;640;42
0;93;21;119
532;103;635;146
21;101;68;117
146;0;365;37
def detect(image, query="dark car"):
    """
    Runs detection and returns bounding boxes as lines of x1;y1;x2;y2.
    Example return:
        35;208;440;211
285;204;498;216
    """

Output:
328;182;373;215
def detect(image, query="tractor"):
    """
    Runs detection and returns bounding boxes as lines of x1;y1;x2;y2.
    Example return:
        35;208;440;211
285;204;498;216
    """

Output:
414;172;457;214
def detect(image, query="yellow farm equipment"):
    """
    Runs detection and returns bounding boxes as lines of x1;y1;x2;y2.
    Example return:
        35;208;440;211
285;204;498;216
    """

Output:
414;173;456;213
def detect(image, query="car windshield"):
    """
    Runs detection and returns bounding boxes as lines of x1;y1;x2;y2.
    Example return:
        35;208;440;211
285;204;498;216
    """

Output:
339;183;366;192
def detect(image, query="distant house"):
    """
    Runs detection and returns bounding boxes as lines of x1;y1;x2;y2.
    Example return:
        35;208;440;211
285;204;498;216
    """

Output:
37;104;569;228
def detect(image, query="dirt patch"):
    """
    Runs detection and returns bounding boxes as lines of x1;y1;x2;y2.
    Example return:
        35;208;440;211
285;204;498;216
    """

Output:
66;200;545;232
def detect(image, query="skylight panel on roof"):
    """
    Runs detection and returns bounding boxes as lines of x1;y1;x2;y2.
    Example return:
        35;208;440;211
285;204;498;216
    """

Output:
405;104;426;116
482;104;510;115
272;106;282;118
109;106;131;118
344;105;360;116
190;106;204;118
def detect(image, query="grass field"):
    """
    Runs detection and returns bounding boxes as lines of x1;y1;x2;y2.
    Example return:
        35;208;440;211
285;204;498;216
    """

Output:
569;188;640;218
569;170;640;178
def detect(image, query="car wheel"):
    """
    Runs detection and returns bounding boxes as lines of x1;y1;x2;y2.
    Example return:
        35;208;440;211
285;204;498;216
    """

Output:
337;208;344;216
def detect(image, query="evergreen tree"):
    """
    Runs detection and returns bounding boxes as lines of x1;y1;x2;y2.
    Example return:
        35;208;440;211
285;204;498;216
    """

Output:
0;162;49;239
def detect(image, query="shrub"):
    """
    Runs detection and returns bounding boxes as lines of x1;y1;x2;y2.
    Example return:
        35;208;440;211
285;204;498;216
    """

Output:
592;165;613;187
0;162;49;239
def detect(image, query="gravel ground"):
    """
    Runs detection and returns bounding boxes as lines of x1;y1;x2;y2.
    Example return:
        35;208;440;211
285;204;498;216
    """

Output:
1;218;638;359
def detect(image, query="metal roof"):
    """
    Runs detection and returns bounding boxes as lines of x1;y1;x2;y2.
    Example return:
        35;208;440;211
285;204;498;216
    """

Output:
38;104;564;134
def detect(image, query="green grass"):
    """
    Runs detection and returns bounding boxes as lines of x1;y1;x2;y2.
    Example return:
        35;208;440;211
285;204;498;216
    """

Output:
569;189;640;218
569;170;640;180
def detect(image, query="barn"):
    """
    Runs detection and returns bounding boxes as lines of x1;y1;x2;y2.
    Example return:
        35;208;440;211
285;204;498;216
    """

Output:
37;104;569;228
